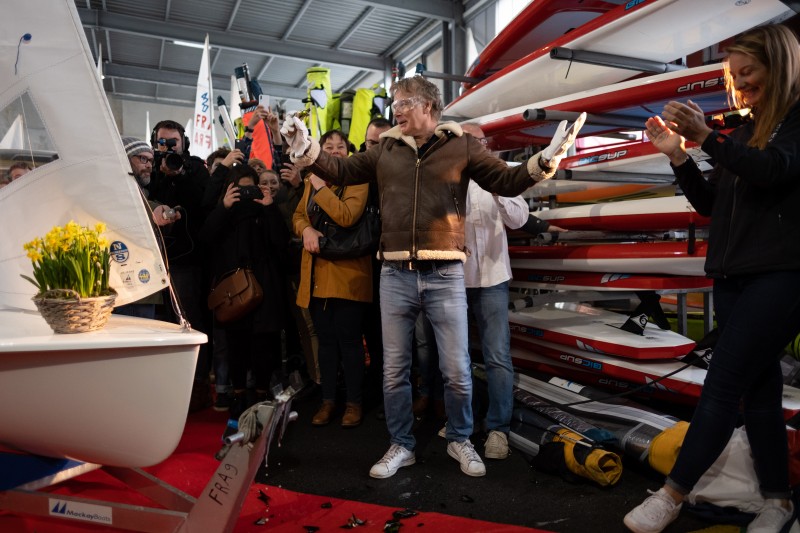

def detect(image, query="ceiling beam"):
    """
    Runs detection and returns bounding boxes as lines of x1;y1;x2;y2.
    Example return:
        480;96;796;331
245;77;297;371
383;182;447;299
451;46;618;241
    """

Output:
225;0;243;31
103;63;308;100
353;0;461;21
77;8;386;72
334;6;374;50
283;0;314;41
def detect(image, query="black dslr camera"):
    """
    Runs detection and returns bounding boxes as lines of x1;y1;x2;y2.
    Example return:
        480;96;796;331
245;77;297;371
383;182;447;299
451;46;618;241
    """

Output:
155;138;185;171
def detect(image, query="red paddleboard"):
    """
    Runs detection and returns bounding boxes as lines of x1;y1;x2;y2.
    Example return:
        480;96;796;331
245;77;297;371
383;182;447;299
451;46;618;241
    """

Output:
509;302;696;360
510;339;800;417
510;338;704;403
511;269;712;292
509;241;707;276
446;0;791;119
533;196;711;232
524;179;676;205
475;63;728;151
562;138;713;175
464;0;620;84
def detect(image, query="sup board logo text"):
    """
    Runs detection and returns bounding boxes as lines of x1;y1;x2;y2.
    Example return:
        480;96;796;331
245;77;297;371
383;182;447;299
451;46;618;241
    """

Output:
509;324;544;337
577;150;627;166
625;0;647;10
559;354;603;371
527;274;565;283
677;76;724;94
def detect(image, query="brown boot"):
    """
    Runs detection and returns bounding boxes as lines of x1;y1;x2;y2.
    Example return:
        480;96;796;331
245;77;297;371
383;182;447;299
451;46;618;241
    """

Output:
341;403;362;428
312;400;335;426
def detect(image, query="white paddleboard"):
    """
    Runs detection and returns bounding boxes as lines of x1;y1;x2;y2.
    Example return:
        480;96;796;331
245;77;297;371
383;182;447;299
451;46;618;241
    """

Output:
534;195;711;231
509;240;707;276
509;302;696;360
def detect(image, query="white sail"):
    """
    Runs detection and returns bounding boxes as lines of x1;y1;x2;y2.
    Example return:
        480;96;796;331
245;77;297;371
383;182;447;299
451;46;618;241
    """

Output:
0;114;24;150
229;74;242;122
191;33;214;159
0;0;168;309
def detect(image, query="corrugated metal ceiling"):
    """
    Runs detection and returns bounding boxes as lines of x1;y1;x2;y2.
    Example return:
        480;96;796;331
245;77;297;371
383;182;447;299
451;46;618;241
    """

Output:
78;0;468;108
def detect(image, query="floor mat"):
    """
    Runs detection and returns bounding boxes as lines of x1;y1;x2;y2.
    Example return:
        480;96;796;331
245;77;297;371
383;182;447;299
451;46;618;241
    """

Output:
0;407;545;532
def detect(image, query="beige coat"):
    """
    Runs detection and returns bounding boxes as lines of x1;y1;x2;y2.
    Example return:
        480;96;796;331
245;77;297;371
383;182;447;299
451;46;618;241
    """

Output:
292;178;373;308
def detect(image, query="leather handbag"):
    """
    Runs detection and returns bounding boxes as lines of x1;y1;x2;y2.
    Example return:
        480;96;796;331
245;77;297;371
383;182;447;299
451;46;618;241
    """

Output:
309;184;380;260
207;268;263;324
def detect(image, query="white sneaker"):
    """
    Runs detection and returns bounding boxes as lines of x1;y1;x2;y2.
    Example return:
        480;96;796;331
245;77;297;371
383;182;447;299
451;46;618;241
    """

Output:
438;425;446;438
748;499;795;533
369;444;415;479
447;439;486;477
623;488;682;533
484;430;509;459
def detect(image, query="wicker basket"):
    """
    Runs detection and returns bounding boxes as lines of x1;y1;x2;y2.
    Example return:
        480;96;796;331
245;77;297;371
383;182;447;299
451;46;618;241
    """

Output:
32;288;117;334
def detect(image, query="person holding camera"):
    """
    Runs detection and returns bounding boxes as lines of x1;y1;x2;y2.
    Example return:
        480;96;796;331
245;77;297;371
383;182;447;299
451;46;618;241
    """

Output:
148;119;213;411
201;164;290;421
203;146;246;213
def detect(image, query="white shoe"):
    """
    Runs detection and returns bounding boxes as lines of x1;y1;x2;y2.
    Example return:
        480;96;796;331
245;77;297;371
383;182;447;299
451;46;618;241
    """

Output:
447;439;486;477
748;499;795;533
369;444;415;479
438;425;446;438
484;430;509;459
623;488;682;533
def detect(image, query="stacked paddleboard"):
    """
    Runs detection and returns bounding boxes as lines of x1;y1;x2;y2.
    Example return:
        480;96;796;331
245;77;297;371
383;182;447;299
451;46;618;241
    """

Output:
453;0;796;406
447;0;792;121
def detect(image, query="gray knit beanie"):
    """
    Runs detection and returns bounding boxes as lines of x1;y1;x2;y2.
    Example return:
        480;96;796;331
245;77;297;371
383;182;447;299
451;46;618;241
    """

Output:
122;137;153;159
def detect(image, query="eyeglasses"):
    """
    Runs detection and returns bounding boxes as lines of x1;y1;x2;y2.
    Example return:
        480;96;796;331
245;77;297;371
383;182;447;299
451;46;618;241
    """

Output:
391;97;422;113
135;155;154;164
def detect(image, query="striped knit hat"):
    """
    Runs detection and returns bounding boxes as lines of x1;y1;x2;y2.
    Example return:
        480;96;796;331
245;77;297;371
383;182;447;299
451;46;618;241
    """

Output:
122;137;152;159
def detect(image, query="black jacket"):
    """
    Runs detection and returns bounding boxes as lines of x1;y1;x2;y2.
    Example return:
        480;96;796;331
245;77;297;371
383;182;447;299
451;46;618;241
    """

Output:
148;155;210;267
200;200;289;331
673;101;800;277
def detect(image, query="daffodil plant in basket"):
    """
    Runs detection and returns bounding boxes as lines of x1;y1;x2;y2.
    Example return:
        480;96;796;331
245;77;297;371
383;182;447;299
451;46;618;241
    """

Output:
22;221;117;333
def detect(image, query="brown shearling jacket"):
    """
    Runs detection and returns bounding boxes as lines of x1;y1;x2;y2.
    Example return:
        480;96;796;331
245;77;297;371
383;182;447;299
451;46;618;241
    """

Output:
307;122;553;261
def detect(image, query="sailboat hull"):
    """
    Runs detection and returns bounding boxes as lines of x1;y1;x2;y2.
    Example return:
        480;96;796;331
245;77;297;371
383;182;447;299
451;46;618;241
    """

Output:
0;311;205;467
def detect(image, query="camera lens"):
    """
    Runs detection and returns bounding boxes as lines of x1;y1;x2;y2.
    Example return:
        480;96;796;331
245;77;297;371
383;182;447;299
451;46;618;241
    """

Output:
165;152;183;171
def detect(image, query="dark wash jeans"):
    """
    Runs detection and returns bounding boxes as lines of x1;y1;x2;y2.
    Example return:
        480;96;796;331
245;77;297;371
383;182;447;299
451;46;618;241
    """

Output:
310;297;367;405
668;271;800;499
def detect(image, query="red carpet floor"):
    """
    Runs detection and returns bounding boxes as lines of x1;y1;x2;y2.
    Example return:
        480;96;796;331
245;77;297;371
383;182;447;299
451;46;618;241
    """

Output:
0;407;545;532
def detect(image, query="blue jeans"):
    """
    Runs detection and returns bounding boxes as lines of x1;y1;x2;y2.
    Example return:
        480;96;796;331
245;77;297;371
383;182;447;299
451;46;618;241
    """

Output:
380;261;473;449
414;312;443;400
467;280;513;435
667;272;800;498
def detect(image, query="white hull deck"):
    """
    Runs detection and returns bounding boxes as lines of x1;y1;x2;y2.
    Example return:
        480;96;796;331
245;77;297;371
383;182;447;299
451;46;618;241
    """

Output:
0;310;206;467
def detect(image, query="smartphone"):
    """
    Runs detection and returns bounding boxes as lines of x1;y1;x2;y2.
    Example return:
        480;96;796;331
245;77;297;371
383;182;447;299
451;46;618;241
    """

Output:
258;94;270;110
238;185;264;201
280;152;292;168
